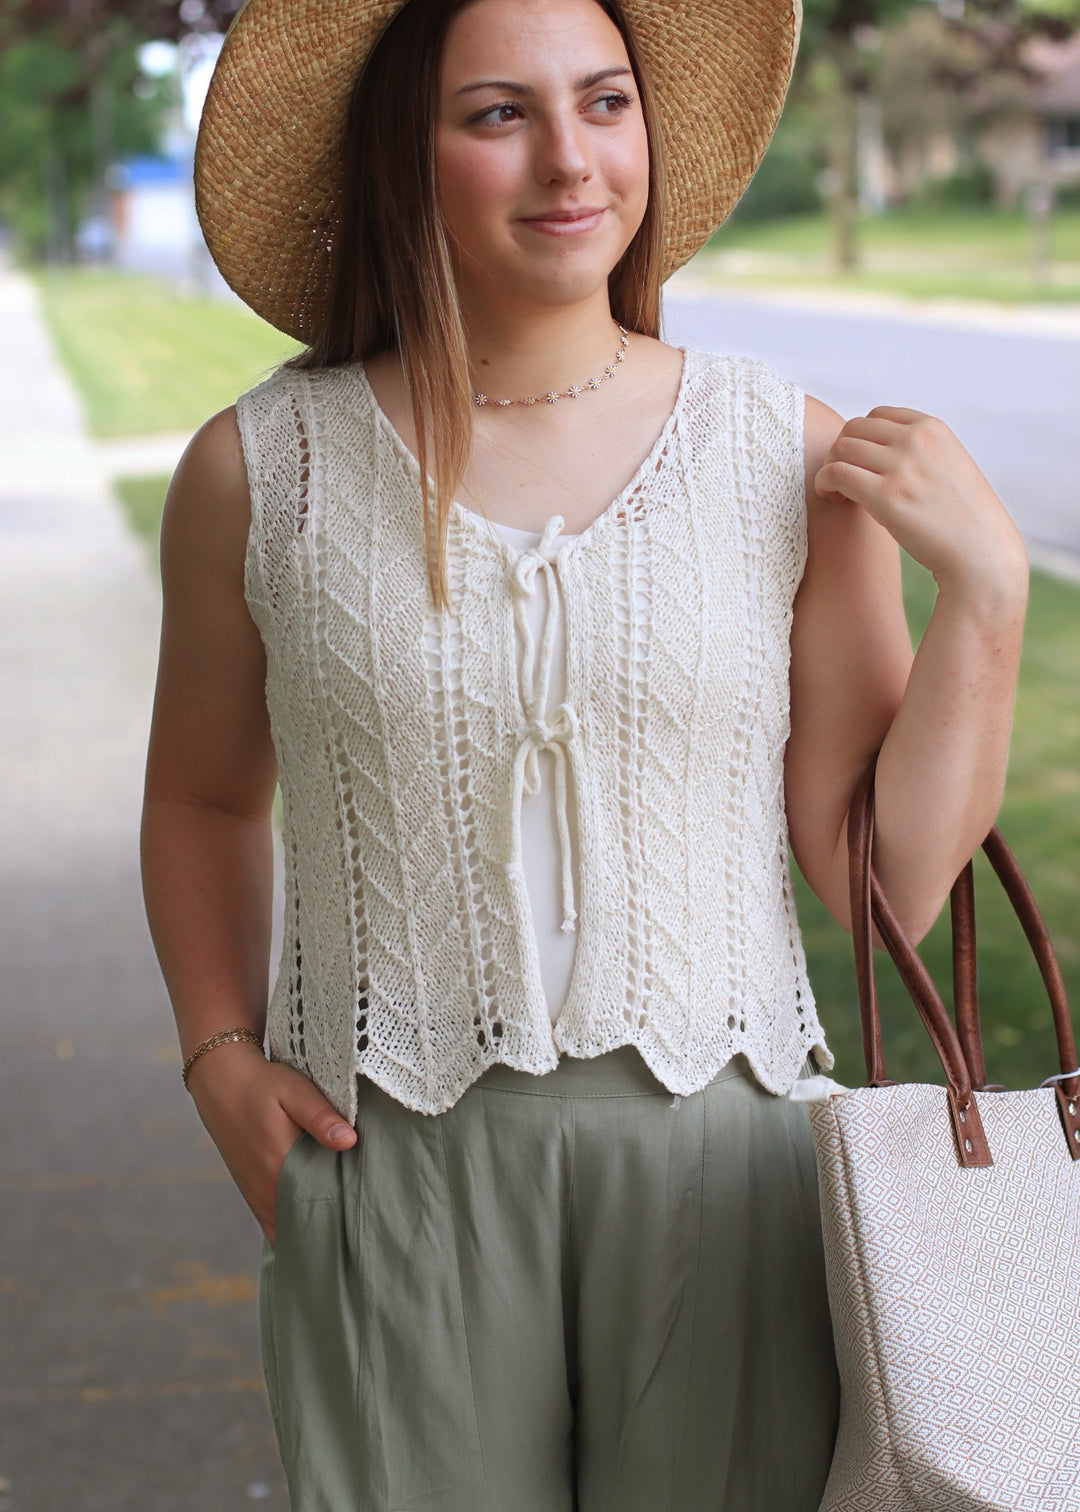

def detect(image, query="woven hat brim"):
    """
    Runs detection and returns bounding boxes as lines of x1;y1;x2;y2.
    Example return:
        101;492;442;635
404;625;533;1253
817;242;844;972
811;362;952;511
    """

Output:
196;0;801;342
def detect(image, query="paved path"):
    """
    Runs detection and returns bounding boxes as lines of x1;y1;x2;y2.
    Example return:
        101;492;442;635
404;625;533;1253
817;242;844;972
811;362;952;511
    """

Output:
0;265;287;1512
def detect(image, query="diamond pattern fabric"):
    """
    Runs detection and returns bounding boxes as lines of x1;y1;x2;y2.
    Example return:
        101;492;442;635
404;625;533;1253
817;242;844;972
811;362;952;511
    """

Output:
811;1085;1080;1509
236;348;831;1119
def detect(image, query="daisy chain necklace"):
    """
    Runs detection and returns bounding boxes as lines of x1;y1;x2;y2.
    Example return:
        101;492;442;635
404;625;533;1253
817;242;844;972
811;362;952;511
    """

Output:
472;323;630;408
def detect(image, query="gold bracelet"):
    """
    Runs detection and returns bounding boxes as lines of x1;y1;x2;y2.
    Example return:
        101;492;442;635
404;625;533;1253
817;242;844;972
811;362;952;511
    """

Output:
181;1027;265;1091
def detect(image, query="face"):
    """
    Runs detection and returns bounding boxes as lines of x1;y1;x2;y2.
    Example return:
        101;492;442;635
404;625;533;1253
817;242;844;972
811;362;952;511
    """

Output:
435;0;650;311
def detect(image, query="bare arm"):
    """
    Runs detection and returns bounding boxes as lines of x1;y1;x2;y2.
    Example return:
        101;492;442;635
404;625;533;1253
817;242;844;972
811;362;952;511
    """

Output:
141;407;279;1056
141;407;355;1245
786;395;1028;944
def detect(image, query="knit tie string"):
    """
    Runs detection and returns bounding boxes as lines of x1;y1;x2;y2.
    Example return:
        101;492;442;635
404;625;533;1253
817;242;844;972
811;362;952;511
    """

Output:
505;515;579;934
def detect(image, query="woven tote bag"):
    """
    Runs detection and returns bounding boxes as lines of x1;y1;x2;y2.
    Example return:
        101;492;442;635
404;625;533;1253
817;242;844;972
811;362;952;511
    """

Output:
809;759;1080;1512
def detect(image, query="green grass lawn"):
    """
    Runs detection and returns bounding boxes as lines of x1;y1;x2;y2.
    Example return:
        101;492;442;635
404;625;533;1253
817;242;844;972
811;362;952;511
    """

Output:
691;206;1080;305
34;269;300;437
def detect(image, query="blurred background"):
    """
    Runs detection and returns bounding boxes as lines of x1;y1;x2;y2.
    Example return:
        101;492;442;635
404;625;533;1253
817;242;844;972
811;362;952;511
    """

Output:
1;0;1078;1506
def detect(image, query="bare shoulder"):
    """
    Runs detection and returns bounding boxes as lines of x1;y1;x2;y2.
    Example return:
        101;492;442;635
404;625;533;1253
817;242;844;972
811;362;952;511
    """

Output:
803;392;845;481
362;350;412;441
798;391;900;576
161;406;251;591
634;333;685;386
147;403;276;811
169;405;249;511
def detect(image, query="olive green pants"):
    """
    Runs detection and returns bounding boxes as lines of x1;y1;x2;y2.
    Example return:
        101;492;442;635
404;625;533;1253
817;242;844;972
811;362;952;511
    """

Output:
260;1047;839;1511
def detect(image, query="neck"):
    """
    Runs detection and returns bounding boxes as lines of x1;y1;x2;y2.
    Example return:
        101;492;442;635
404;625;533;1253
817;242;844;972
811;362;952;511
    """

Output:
458;288;623;403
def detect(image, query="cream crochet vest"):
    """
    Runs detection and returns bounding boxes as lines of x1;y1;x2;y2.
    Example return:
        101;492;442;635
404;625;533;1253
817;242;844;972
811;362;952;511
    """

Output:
237;347;833;1120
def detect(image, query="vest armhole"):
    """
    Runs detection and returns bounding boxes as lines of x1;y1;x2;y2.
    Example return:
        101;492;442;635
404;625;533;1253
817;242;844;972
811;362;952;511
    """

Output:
235;370;315;612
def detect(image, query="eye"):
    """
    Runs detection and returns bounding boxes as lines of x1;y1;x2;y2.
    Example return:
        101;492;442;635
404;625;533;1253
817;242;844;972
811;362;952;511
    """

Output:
587;90;633;116
469;100;523;128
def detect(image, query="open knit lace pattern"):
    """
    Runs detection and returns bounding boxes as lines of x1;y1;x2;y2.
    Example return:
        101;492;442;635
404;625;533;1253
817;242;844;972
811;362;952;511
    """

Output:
237;349;833;1120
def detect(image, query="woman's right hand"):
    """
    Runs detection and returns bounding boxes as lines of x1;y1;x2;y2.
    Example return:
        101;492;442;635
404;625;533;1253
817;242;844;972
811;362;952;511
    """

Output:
185;1041;358;1247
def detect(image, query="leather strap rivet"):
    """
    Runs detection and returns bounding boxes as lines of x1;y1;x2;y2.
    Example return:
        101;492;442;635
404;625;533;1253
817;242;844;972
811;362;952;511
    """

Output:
1070;1101;1077;1117
958;1108;966;1123
1073;1128;1080;1143
964;1137;973;1153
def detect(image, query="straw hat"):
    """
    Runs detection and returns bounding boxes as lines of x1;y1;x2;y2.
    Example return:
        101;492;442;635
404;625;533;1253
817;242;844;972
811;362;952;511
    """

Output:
195;0;801;342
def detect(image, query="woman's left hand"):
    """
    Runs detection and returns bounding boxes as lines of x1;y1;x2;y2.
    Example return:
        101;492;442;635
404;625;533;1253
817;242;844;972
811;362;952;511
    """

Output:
813;405;1027;604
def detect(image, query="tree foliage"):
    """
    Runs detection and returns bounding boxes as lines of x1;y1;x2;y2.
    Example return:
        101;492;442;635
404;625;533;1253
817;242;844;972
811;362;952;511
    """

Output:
2;0;240;48
0;1;240;260
5;0;1080;266
1;25;160;257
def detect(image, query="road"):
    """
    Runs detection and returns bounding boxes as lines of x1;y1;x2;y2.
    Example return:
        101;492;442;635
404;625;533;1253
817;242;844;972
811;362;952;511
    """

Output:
665;289;1080;563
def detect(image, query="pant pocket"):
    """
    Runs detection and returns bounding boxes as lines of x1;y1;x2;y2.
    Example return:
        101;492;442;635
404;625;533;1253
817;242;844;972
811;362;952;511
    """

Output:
259;1134;317;1465
270;1130;313;1256
261;1137;370;1509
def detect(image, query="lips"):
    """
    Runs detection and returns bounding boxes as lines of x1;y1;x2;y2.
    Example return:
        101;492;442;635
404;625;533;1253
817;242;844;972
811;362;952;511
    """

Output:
518;207;606;235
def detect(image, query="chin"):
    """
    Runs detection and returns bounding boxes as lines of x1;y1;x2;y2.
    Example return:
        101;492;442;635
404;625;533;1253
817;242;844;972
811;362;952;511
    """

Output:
531;270;613;304
499;251;630;307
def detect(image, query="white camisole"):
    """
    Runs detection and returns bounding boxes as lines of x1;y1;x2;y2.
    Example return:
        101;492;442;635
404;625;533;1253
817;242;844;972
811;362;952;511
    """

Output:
465;511;580;1025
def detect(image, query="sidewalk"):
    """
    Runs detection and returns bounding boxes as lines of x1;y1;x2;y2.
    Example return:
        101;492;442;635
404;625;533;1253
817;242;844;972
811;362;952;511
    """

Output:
0;265;287;1511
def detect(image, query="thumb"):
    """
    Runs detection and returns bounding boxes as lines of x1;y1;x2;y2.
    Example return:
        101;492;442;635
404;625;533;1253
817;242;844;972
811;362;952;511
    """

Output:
284;1084;358;1151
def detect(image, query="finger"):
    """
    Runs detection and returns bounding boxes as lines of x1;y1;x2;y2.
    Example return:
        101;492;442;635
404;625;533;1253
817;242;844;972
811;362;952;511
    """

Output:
863;404;928;425
280;1082;357;1150
813;458;887;509
834;415;907;447
824;434;894;477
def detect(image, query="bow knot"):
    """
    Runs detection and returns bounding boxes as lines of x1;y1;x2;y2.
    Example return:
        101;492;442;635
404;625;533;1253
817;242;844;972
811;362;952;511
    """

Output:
516;702;580;797
502;523;579;934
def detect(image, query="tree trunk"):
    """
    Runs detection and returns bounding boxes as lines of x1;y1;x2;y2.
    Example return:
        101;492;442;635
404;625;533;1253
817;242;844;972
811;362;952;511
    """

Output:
43;148;70;265
828;52;861;272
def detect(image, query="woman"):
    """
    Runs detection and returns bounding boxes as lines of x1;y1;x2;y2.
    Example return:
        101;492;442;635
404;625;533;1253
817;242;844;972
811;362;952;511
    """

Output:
141;0;1029;1505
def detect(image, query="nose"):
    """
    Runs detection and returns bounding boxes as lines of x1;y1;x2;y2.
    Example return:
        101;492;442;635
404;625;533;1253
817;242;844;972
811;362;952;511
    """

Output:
532;107;591;187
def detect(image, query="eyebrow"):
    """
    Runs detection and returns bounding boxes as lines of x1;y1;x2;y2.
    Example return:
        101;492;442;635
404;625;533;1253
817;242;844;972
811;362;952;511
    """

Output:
455;66;634;97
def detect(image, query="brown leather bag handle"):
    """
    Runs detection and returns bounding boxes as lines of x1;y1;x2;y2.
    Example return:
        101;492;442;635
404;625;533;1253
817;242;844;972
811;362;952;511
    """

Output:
848;759;992;1167
849;756;1080;1164
949;838;1080;1105
949;862;988;1091
966;828;1080;1157
979;827;1079;1093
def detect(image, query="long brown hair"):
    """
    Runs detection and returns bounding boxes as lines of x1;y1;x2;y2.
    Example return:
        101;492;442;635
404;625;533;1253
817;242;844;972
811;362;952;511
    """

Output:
288;0;667;611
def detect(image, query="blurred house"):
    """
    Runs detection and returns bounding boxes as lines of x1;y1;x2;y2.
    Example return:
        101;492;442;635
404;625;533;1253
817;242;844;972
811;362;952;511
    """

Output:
107;152;193;274
875;26;1080;208
977;34;1080;205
